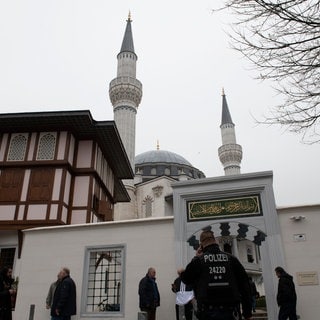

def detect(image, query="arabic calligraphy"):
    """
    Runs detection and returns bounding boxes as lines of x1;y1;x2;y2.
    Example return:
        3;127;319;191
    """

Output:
187;196;261;221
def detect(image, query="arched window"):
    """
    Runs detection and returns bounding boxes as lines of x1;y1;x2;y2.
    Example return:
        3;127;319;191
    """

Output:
7;134;27;161
36;133;56;160
142;195;153;217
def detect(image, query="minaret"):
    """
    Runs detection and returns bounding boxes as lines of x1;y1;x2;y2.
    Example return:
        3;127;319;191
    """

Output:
218;89;243;175
109;12;142;174
109;13;142;220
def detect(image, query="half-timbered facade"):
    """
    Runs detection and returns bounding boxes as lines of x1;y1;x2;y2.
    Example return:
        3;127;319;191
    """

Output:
0;110;133;267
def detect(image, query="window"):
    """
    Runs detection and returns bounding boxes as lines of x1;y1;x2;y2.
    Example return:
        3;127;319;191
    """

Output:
36;133;56;160
247;246;254;263
142;195;153;217
82;246;125;317
0;247;16;269
7;134;27;161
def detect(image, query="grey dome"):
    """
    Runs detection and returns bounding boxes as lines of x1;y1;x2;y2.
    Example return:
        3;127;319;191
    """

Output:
135;150;192;166
134;149;205;182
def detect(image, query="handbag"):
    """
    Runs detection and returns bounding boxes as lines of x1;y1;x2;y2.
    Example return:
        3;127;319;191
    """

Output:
176;281;194;306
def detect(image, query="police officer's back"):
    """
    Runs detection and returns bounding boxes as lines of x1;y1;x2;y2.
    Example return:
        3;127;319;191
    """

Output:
181;230;253;320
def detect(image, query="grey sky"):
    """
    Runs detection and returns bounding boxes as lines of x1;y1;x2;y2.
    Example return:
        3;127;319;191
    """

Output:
0;0;319;207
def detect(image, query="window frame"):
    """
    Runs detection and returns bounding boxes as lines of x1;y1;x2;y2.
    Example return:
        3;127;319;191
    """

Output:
0;246;17;270
36;132;57;160
7;133;28;161
81;244;126;318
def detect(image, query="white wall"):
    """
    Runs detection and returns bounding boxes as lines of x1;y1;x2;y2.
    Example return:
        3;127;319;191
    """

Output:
278;204;320;319
12;204;320;319
14;217;177;320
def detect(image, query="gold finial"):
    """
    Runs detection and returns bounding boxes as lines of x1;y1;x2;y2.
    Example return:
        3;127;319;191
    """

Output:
222;87;225;96
157;140;160;150
128;11;132;22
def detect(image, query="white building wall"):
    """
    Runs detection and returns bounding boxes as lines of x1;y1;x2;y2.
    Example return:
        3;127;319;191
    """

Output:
14;217;176;320
0;133;8;161
57;131;67;160
278;204;320;319
77;141;93;168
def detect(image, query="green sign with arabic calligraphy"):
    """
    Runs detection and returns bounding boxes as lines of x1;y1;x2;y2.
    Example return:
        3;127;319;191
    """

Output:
187;195;262;221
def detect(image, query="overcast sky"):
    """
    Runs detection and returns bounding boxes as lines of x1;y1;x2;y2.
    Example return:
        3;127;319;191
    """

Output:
0;0;319;207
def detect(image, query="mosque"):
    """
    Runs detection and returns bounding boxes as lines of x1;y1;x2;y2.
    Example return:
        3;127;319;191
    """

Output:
0;15;319;320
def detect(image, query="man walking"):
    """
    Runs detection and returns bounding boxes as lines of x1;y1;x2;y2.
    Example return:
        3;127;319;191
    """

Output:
181;230;253;320
275;266;297;320
51;267;76;320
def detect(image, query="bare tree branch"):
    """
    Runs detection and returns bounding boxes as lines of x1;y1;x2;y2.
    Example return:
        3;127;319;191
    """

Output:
215;0;320;142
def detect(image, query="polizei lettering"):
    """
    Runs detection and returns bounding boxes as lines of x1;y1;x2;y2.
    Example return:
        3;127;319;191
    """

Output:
204;253;229;263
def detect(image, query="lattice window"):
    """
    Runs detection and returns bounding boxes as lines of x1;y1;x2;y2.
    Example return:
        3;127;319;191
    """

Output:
7;134;27;161
83;246;125;316
36;133;56;160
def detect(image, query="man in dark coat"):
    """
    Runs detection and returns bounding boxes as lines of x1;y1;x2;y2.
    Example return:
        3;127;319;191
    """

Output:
181;230;253;320
51;267;76;320
275;266;297;320
0;267;16;320
138;267;160;320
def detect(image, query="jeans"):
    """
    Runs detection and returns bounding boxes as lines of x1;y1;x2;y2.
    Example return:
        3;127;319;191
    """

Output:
251;296;256;311
175;302;193;320
140;308;156;320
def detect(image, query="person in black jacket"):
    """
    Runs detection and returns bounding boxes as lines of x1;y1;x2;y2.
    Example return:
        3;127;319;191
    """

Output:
275;266;297;320
138;267;160;320
171;268;194;320
181;230;253;320
51;267;76;320
0;267;16;320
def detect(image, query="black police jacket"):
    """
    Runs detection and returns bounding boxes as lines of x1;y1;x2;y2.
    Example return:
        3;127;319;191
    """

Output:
181;244;252;319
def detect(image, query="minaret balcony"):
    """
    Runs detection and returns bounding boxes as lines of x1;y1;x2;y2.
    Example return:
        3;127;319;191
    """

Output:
218;144;243;163
109;77;142;108
109;76;142;91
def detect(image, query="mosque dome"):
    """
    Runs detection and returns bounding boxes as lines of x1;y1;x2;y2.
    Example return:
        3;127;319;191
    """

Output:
134;149;205;182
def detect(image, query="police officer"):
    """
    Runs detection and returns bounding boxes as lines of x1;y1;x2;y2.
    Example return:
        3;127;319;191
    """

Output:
181;230;253;320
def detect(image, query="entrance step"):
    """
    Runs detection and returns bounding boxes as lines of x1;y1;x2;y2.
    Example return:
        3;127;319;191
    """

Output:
252;310;268;320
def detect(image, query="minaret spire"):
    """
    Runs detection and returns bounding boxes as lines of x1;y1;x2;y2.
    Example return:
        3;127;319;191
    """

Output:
120;12;135;54
218;89;243;175
109;15;143;220
109;14;142;173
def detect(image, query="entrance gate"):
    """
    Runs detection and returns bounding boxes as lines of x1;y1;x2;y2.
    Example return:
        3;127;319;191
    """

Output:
172;171;286;320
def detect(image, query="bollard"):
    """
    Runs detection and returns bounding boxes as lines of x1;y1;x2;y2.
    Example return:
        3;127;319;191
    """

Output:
28;304;35;320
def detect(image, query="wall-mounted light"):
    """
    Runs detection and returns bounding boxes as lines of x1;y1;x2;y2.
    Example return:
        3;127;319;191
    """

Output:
290;215;306;221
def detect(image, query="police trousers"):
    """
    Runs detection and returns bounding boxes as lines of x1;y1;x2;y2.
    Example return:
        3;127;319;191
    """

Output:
197;306;240;320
